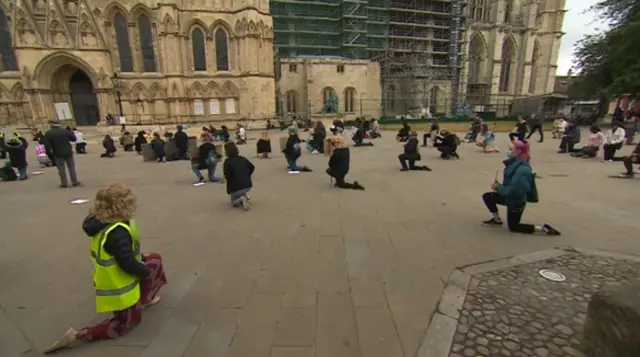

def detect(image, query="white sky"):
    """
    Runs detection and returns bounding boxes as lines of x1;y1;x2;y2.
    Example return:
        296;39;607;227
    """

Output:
556;0;606;75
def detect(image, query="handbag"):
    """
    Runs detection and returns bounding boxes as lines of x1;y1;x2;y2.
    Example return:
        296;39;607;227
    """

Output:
527;173;539;203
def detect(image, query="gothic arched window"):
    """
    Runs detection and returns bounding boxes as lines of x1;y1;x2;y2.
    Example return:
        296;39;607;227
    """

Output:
387;85;396;110
286;90;298;113
137;14;156;72
468;34;486;83
114;13;133;72
215;29;229;71
344;87;356;112
430;87;440;108
192;27;206;71
472;0;489;22
0;8;18;71
322;87;336;105
499;39;515;92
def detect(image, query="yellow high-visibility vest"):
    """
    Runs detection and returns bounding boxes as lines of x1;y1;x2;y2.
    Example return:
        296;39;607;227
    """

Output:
90;221;141;313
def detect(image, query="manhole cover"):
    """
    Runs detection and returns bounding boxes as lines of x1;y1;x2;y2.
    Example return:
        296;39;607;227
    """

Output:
539;269;566;282
548;174;570;177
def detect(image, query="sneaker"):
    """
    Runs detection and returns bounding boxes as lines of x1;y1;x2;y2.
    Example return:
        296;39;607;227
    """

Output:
423;165;432;171
400;168;409;172
312;150;319;155
301;166;313;172
542;224;561;236
72;182;82;187
482;217;503;226
59;184;68;188
241;196;251;211
197;177;204;184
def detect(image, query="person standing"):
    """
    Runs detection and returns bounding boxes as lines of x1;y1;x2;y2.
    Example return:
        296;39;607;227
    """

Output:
526;113;544;142
44;120;81;188
173;125;189;160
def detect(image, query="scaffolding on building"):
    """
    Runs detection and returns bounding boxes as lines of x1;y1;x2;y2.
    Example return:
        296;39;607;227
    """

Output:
271;0;468;115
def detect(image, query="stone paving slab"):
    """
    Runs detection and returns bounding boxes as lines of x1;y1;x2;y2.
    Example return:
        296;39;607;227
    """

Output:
2;132;640;356
419;248;640;357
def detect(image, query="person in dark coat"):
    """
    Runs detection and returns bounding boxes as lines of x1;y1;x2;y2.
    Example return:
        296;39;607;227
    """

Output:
256;131;272;158
150;132;166;162
5;136;28;180
398;130;431;171
396;123;410;142
326;136;364;190
434;129;460;159
312;121;327;153
509;115;528;142
44;120;80;188
0;132;6;159
283;126;311;173
558;119;581;153
223;142;255;210
173;125;189;160
219;126;231;142
352;118;374;147
100;135;117;158
134;131;147;155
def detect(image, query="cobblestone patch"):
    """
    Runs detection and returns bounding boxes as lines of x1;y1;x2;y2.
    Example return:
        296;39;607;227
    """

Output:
447;251;640;357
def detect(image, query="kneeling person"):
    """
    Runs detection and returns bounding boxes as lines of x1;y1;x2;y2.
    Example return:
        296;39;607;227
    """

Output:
434;129;460;159
223;142;255;211
398;130;431;171
326;136;364;190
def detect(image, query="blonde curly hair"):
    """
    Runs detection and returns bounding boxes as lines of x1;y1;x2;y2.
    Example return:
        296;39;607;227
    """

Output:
89;183;137;222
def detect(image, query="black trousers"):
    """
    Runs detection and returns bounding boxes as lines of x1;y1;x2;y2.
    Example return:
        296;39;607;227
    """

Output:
75;143;86;154
527;124;543;141
571;146;598;158
509;132;525;141
482;192;535;234
437;145;457;158
398;153;421;170
623;155;637;175
603;143;622;160
326;168;354;188
558;137;576;152
423;133;431;146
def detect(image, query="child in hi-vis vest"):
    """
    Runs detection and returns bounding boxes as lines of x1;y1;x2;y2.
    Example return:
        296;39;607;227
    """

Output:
44;183;168;353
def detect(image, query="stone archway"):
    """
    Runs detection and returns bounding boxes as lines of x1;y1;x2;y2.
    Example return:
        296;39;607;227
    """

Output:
33;52;101;126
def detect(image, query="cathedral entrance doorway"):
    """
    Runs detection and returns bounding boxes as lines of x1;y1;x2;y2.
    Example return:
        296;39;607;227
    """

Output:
68;70;99;126
49;63;100;126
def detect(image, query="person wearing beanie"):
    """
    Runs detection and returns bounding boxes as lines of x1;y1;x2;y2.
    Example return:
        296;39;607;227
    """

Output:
481;140;560;235
5;135;28;180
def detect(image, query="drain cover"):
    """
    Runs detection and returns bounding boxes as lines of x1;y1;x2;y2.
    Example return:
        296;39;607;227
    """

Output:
548;174;570;177
539;269;566;282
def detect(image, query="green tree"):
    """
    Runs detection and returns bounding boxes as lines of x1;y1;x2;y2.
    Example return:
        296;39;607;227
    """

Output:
572;0;640;96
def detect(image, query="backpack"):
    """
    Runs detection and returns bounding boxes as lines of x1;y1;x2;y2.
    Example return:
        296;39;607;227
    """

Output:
527;173;539;203
453;134;461;146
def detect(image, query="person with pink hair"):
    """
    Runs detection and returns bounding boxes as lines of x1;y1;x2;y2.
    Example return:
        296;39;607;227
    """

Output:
481;140;560;235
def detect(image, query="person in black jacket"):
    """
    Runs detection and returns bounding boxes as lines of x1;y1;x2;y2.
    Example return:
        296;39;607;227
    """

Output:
326;136;364;190
191;134;222;183
312;121;327;153
352;118;374;147
434;129;460;159
399;130;431;171
0;132;6;159
134;131;147;155
256;131;272;158
150;132;166;162
101;135;117;158
396;122;410;142
5;136;28;180
223;142;255;210
283;126;312;173
509;115;528;142
173;125;189;160
44;120;80;188
219;126;231;142
42;183;168;353
558;119;581;153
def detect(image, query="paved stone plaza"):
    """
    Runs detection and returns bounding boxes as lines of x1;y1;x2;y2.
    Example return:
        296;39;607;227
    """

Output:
1;130;639;357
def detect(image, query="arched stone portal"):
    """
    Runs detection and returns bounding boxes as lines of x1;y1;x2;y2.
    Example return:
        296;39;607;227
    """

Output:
34;52;102;126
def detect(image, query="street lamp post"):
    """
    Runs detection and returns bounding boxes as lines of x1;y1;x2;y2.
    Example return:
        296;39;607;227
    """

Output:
110;73;124;120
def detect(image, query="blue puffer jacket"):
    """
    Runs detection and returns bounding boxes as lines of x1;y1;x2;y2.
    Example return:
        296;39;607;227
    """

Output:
495;157;533;207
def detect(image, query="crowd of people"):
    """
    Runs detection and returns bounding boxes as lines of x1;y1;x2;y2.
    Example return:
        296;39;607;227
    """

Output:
7;111;638;354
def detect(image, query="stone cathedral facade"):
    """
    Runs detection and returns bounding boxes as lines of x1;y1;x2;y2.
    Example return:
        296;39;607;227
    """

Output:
462;0;566;115
0;0;275;127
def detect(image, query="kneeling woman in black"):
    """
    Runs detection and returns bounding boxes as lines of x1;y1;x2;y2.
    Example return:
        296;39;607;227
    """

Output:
326;136;364;190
